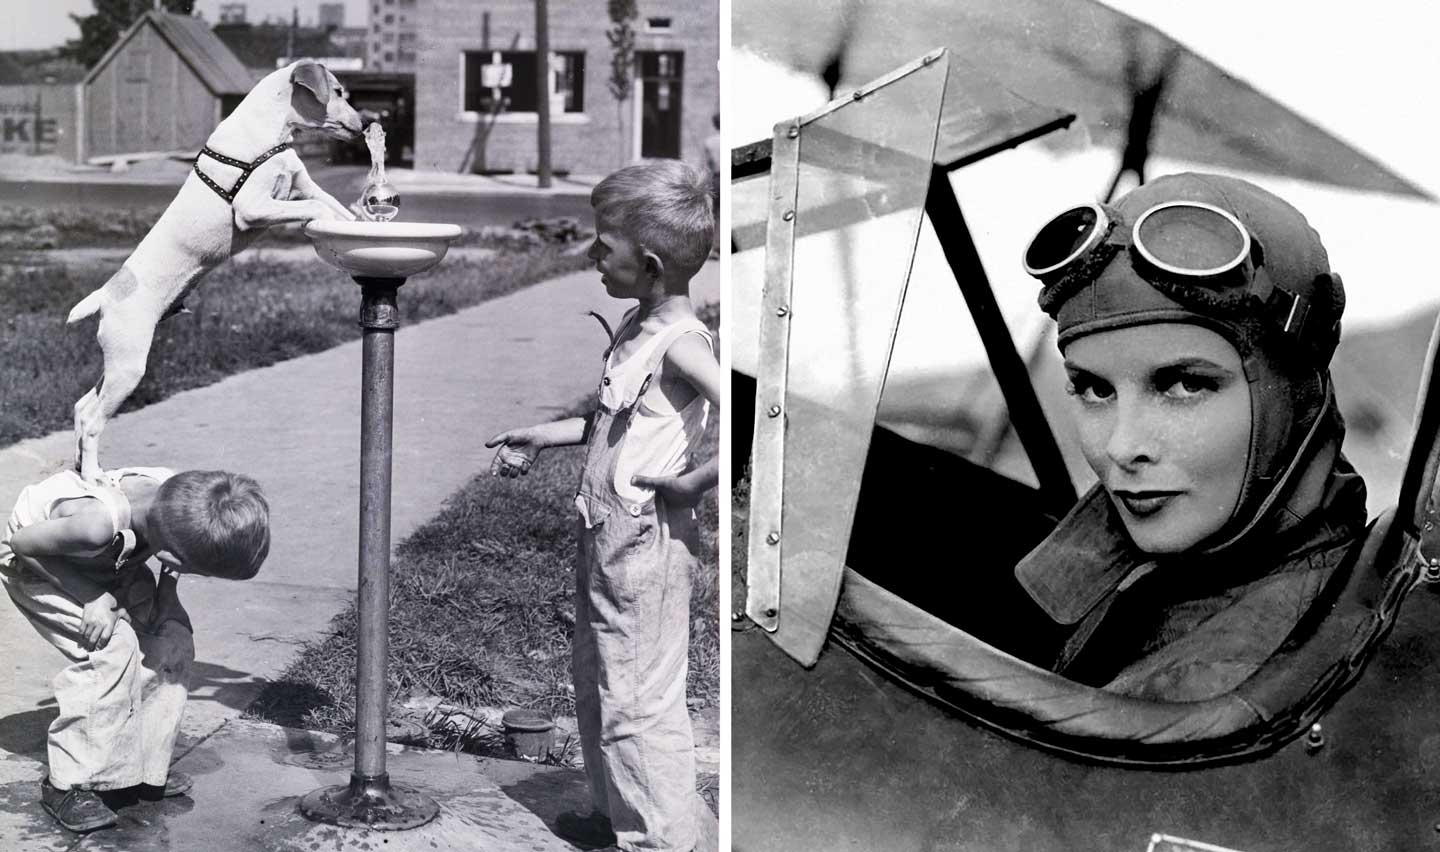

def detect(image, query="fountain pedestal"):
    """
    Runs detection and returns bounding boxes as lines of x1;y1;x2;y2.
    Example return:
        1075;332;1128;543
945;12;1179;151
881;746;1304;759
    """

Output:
297;220;462;830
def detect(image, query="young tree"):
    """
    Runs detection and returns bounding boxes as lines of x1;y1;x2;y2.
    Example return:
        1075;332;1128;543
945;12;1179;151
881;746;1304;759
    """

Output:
605;0;637;168
67;0;196;70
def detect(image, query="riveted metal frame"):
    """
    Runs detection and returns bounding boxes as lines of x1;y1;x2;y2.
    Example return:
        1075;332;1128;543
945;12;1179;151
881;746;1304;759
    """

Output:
744;118;802;633
744;49;949;640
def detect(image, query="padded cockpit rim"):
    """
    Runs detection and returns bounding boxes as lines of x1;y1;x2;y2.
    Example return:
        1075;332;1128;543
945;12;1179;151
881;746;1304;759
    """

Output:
829;513;1417;767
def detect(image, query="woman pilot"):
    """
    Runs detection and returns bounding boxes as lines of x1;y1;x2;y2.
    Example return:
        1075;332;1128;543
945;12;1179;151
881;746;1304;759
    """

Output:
1015;172;1368;702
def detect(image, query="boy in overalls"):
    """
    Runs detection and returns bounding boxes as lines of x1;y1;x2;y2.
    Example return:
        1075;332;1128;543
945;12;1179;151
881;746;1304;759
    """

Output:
486;160;720;852
0;467;270;833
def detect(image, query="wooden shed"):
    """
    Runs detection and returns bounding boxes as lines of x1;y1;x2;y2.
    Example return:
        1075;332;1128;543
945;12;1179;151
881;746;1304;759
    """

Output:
80;11;256;162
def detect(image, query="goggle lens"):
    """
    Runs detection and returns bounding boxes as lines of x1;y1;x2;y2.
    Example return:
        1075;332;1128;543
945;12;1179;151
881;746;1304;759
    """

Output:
1023;205;1105;278
1132;202;1250;279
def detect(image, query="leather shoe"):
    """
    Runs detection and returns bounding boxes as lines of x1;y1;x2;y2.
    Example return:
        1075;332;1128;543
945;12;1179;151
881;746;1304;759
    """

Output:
39;777;118;833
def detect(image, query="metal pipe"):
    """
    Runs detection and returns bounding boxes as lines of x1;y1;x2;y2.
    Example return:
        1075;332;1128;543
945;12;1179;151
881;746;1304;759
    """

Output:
354;277;399;781
298;278;437;830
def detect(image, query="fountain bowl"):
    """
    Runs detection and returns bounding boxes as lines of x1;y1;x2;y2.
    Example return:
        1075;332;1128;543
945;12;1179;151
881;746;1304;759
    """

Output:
304;220;464;278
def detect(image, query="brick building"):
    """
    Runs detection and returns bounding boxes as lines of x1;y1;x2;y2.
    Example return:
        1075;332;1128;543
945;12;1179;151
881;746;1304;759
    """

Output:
369;0;419;72
412;0;717;175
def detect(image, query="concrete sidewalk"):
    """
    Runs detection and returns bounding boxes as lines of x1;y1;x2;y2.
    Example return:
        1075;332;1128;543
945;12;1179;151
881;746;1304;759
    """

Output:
0;719;718;851
0;260;719;850
0;154;605;198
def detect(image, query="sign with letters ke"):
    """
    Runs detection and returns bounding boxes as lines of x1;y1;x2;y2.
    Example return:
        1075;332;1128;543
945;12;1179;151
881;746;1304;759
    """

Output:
0;99;59;154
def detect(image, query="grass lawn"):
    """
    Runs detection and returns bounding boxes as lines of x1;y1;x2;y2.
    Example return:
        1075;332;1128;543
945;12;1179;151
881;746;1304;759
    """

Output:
0;213;590;446
246;304;720;756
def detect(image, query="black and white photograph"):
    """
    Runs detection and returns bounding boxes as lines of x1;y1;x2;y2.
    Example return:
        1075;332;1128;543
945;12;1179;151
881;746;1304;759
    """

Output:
729;2;1440;850
0;0;720;849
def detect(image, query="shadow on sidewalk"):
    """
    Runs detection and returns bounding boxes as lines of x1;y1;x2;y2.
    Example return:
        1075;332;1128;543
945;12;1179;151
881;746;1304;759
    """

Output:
0;708;52;758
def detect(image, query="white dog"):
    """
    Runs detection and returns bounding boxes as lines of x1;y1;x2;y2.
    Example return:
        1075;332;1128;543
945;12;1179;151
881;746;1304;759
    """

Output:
67;61;364;482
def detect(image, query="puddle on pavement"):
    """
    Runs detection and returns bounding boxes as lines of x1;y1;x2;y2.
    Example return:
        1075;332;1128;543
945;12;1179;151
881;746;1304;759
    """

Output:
277;747;353;771
269;727;354;771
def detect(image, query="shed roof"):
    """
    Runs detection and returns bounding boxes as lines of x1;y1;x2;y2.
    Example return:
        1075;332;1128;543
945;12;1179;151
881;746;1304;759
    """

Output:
84;11;257;96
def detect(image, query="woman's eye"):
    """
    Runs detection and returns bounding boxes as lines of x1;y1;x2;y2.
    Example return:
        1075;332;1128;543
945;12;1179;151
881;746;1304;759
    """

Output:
1066;377;1112;404
1160;375;1217;399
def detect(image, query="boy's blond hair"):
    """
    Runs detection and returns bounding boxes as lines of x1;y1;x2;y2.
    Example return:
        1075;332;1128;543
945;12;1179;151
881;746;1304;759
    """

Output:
591;159;714;282
152;471;270;580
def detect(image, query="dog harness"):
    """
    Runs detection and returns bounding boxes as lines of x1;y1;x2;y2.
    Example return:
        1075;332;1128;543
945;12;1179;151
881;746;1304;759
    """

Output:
193;142;292;204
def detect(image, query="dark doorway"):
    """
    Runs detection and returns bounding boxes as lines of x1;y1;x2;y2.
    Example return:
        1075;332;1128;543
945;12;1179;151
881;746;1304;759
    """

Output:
330;71;415;167
636;51;683;159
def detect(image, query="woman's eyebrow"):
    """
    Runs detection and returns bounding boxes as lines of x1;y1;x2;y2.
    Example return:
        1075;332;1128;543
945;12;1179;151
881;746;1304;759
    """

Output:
1156;357;1231;372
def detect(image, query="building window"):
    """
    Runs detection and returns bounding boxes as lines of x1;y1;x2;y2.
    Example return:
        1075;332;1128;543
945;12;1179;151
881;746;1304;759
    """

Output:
462;51;586;114
373;23;381;32
398;50;417;64
384;13;393;23
644;17;673;32
383;31;396;42
384;51;394;62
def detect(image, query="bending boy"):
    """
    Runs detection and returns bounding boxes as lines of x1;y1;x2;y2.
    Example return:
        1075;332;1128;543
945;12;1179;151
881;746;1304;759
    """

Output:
0;467;270;833
487;160;720;852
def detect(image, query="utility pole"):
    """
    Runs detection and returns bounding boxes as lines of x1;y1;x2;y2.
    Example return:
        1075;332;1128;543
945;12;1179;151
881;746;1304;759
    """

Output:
534;0;552;188
287;3;298;65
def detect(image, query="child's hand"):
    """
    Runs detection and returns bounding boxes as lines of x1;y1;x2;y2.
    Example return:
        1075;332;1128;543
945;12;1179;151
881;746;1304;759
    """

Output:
631;473;709;507
485;429;542;478
80;592;129;650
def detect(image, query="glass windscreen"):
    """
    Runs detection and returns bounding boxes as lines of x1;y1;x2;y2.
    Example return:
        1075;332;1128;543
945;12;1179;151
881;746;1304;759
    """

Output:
746;52;947;664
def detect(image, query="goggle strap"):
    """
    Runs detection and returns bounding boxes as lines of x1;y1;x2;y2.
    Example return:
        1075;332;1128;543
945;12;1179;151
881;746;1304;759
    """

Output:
1252;271;1310;341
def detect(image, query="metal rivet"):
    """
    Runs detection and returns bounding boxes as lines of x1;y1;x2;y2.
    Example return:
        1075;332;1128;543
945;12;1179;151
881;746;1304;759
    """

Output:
766;532;780;545
1304;722;1325;753
782;210;795;221
765;608;778;618
787;125;799;139
767;405;781;418
852;90;864;101
776;305;789;317
732;610;745;622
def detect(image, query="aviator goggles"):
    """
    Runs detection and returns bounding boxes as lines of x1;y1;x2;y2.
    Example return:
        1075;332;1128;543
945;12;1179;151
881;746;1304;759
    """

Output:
1023;201;1318;345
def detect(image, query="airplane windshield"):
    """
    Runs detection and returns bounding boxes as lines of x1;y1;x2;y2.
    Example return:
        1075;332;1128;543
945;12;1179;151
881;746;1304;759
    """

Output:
744;51;947;664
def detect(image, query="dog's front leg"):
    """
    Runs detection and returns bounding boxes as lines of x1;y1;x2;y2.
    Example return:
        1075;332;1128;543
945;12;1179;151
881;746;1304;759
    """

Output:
232;194;342;231
290;167;359;222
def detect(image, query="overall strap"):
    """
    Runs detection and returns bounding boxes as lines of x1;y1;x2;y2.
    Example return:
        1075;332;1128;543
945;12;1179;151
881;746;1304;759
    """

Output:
587;310;618;355
631;318;710;409
89;473;138;571
600;307;642;362
194;142;292;204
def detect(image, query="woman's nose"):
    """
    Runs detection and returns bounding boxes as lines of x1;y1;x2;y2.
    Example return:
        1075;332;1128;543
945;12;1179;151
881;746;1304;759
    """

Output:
1106;399;1158;469
586;240;602;261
